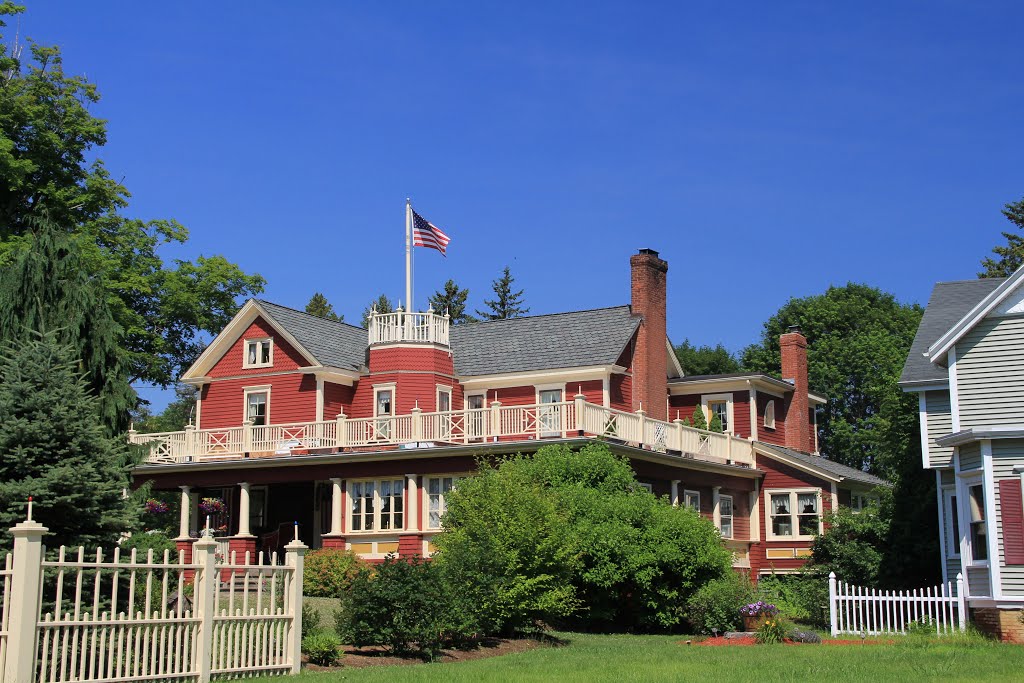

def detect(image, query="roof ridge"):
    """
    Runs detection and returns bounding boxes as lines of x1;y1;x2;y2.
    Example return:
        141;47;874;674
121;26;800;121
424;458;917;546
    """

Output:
458;304;632;327
934;278;1006;285
255;298;366;333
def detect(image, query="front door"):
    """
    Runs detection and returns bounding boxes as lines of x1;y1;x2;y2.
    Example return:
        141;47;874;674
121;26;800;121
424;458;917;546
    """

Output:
467;394;485;441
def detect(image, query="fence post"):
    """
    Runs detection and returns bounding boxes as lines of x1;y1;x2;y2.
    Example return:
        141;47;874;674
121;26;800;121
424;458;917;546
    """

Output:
192;534;218;683
242;419;254;454
336;413;348;448
285;529;308;675
5;515;48;683
673;418;685;452
574;393;586;435
955;573;966;631
489;400;502;442
184;423;197;460
411;405;423;442
828;572;838;637
635;407;646;448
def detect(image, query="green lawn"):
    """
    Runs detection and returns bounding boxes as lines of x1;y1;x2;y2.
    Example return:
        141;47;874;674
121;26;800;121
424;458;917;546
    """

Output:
286;631;1024;683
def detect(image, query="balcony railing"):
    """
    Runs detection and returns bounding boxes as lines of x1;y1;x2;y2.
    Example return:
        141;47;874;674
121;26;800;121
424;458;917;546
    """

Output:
368;308;450;346
129;399;755;468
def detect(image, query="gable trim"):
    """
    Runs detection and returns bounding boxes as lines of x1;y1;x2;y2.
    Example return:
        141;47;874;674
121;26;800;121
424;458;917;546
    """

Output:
752;443;842;483
928;267;1024;364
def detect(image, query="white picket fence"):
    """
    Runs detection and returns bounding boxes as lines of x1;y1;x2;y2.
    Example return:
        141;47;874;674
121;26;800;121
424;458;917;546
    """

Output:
828;572;966;637
1;515;306;683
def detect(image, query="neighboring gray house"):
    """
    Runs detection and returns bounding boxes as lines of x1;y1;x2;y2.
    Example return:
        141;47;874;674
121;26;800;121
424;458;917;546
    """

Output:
900;270;1024;641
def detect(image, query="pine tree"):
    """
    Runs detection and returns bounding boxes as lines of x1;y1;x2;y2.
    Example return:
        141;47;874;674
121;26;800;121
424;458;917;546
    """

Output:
305;292;343;321
428;279;475;325
0;331;135;550
476;266;529;320
361;294;395;328
690;406;708;431
708;413;723;433
0;218;135;433
980;197;1024;278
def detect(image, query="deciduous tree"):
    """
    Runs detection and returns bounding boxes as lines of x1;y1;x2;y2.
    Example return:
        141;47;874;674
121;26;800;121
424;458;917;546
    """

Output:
674;340;740;376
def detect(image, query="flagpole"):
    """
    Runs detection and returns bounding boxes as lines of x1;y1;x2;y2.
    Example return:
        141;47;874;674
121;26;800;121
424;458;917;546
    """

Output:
405;198;413;313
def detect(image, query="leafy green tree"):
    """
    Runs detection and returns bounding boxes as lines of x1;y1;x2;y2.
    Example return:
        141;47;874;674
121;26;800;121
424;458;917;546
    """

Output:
361;294;394;328
980;196;1024;278
304;292;342;321
133;383;198;433
810;504;888;586
0;218;134;432
428;279;475;325
674;340;740;376
0;3;264;387
476;266;529;320
0;331;134;550
740;284;922;475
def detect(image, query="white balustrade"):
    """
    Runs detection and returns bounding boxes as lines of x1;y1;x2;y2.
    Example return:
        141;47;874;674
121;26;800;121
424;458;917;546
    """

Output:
367;310;450;346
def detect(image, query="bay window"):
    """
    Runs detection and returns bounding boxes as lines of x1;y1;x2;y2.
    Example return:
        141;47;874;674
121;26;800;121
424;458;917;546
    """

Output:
349;479;404;532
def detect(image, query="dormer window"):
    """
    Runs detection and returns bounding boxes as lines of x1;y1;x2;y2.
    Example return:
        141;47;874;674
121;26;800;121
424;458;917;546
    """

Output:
244;339;273;368
763;400;776;430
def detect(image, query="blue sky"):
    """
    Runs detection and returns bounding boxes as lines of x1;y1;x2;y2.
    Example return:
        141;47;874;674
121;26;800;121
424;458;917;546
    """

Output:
22;1;1024;408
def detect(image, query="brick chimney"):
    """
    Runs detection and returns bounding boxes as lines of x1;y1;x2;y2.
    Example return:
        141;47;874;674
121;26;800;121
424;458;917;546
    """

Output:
630;249;669;421
780;326;810;453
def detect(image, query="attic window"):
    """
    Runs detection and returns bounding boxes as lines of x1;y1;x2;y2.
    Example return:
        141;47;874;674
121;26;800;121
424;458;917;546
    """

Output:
244;339;273;368
763;400;776;430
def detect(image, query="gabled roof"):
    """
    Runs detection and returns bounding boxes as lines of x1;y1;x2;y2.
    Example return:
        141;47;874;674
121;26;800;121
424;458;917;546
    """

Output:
926;266;1024;364
449;306;641;376
255;300;367;371
754;442;888;488
668;372;828;404
899;278;1006;388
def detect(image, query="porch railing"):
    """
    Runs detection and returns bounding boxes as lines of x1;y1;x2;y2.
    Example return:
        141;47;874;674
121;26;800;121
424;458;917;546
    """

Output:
130;398;755;468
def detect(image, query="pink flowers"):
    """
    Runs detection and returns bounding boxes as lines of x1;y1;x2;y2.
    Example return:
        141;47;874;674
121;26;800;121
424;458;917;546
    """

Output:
144;499;170;514
199;497;226;514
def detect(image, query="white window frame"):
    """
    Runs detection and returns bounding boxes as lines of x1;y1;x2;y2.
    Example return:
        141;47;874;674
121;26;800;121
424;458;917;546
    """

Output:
942;487;960;560
701;393;734;434
347;478;406;534
765;488;822;541
243;385;271;425
424;475;464;530
243;338;274;369
959;477;989;566
373;383;396;440
637;482;654;493
436;384;453;413
683;489;700;512
719;494;734;539
763;400;776;430
536;384;566;437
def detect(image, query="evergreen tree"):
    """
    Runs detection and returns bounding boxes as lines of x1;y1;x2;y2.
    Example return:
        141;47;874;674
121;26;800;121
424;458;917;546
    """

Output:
476;266;529;320
361;294;395;328
979;196;1024;278
0;218;135;433
708;412;723;433
428;279;475;325
0;331;134;550
690;406;709;431
305;292;343;321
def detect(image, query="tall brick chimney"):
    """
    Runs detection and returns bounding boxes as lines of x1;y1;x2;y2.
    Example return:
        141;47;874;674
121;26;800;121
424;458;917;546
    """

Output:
780;326;810;453
630;249;668;421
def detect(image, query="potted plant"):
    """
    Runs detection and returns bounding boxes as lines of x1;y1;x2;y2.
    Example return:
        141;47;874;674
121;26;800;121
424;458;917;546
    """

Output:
740;601;779;631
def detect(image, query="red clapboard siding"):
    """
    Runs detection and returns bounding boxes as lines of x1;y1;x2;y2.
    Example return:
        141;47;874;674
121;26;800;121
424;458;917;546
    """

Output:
756;391;787;446
570;379;604;405
323;382;356;420
208;317;309;377
610;373;632;411
751;455;832;571
731;391;751;438
999;479;1024;565
200;374;317;428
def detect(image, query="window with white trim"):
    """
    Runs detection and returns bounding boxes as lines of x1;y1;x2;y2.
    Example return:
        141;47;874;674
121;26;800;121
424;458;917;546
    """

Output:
768;490;821;539
719;495;733;539
942;488;960;559
700;393;734;433
683;490;700;512
967;483;987;562
349;479;404;532
426;476;463;529
637;482;653;493
437;386;452;412
244;339;273;368
373;385;394;440
763;400;776;430
849;493;877;513
245;389;269;426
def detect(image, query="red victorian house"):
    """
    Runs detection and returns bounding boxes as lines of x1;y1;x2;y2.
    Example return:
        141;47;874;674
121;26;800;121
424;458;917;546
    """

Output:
131;249;885;575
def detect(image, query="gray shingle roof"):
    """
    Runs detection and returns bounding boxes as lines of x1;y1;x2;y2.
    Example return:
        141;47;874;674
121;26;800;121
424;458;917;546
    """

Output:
755;442;889;487
450;306;640;376
256;300;368;371
899;279;1005;387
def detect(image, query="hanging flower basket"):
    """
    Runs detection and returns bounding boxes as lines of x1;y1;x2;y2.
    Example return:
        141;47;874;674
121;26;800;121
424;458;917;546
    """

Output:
199;497;226;515
144;498;170;514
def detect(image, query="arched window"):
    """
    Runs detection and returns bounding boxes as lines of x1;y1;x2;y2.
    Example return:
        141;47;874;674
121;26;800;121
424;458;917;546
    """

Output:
763;400;776;429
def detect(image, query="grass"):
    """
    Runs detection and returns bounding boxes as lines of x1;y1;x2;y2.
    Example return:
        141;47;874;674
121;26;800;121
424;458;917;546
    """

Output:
282;630;1024;683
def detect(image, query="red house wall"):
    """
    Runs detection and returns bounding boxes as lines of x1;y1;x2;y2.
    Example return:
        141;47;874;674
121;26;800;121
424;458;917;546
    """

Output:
208;317;309;378
200;374;317;429
350;346;458;416
731;391;751;438
323;382;356;420
756;391;787;446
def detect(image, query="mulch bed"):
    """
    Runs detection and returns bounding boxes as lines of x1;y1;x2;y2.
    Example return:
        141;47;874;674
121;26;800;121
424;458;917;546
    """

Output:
689;636;893;646
303;637;543;670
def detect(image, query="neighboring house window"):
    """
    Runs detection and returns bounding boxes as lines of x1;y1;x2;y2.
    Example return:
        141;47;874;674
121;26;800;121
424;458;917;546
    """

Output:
768;490;821;539
244;339;273;368
245;388;269;426
943;489;960;559
719;495;733;539
638;482;654;493
426;476;462;529
850;494;877;512
968;484;987;562
684;490;700;512
349;479;404;532
763;400;776;429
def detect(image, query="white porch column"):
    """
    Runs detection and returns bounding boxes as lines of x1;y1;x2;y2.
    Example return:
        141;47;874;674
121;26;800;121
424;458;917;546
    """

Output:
712;486;722;529
329;477;343;536
406;473;419;530
178;485;193;539
237;482;253;537
670;480;680;507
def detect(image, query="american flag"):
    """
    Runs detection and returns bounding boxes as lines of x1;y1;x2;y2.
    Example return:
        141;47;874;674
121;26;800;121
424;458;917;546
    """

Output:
412;210;451;256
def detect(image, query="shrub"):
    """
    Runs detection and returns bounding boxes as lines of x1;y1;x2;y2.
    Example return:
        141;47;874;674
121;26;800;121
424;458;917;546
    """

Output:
302;602;321;634
685;572;755;634
810;504;888;586
789;628;821;644
301;630;342;666
754;617;786;644
119;530;177;558
304;548;365;598
337;556;478;660
757;574;829;628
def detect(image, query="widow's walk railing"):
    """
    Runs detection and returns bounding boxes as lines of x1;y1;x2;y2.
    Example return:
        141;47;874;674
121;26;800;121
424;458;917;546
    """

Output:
129;398;755;468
